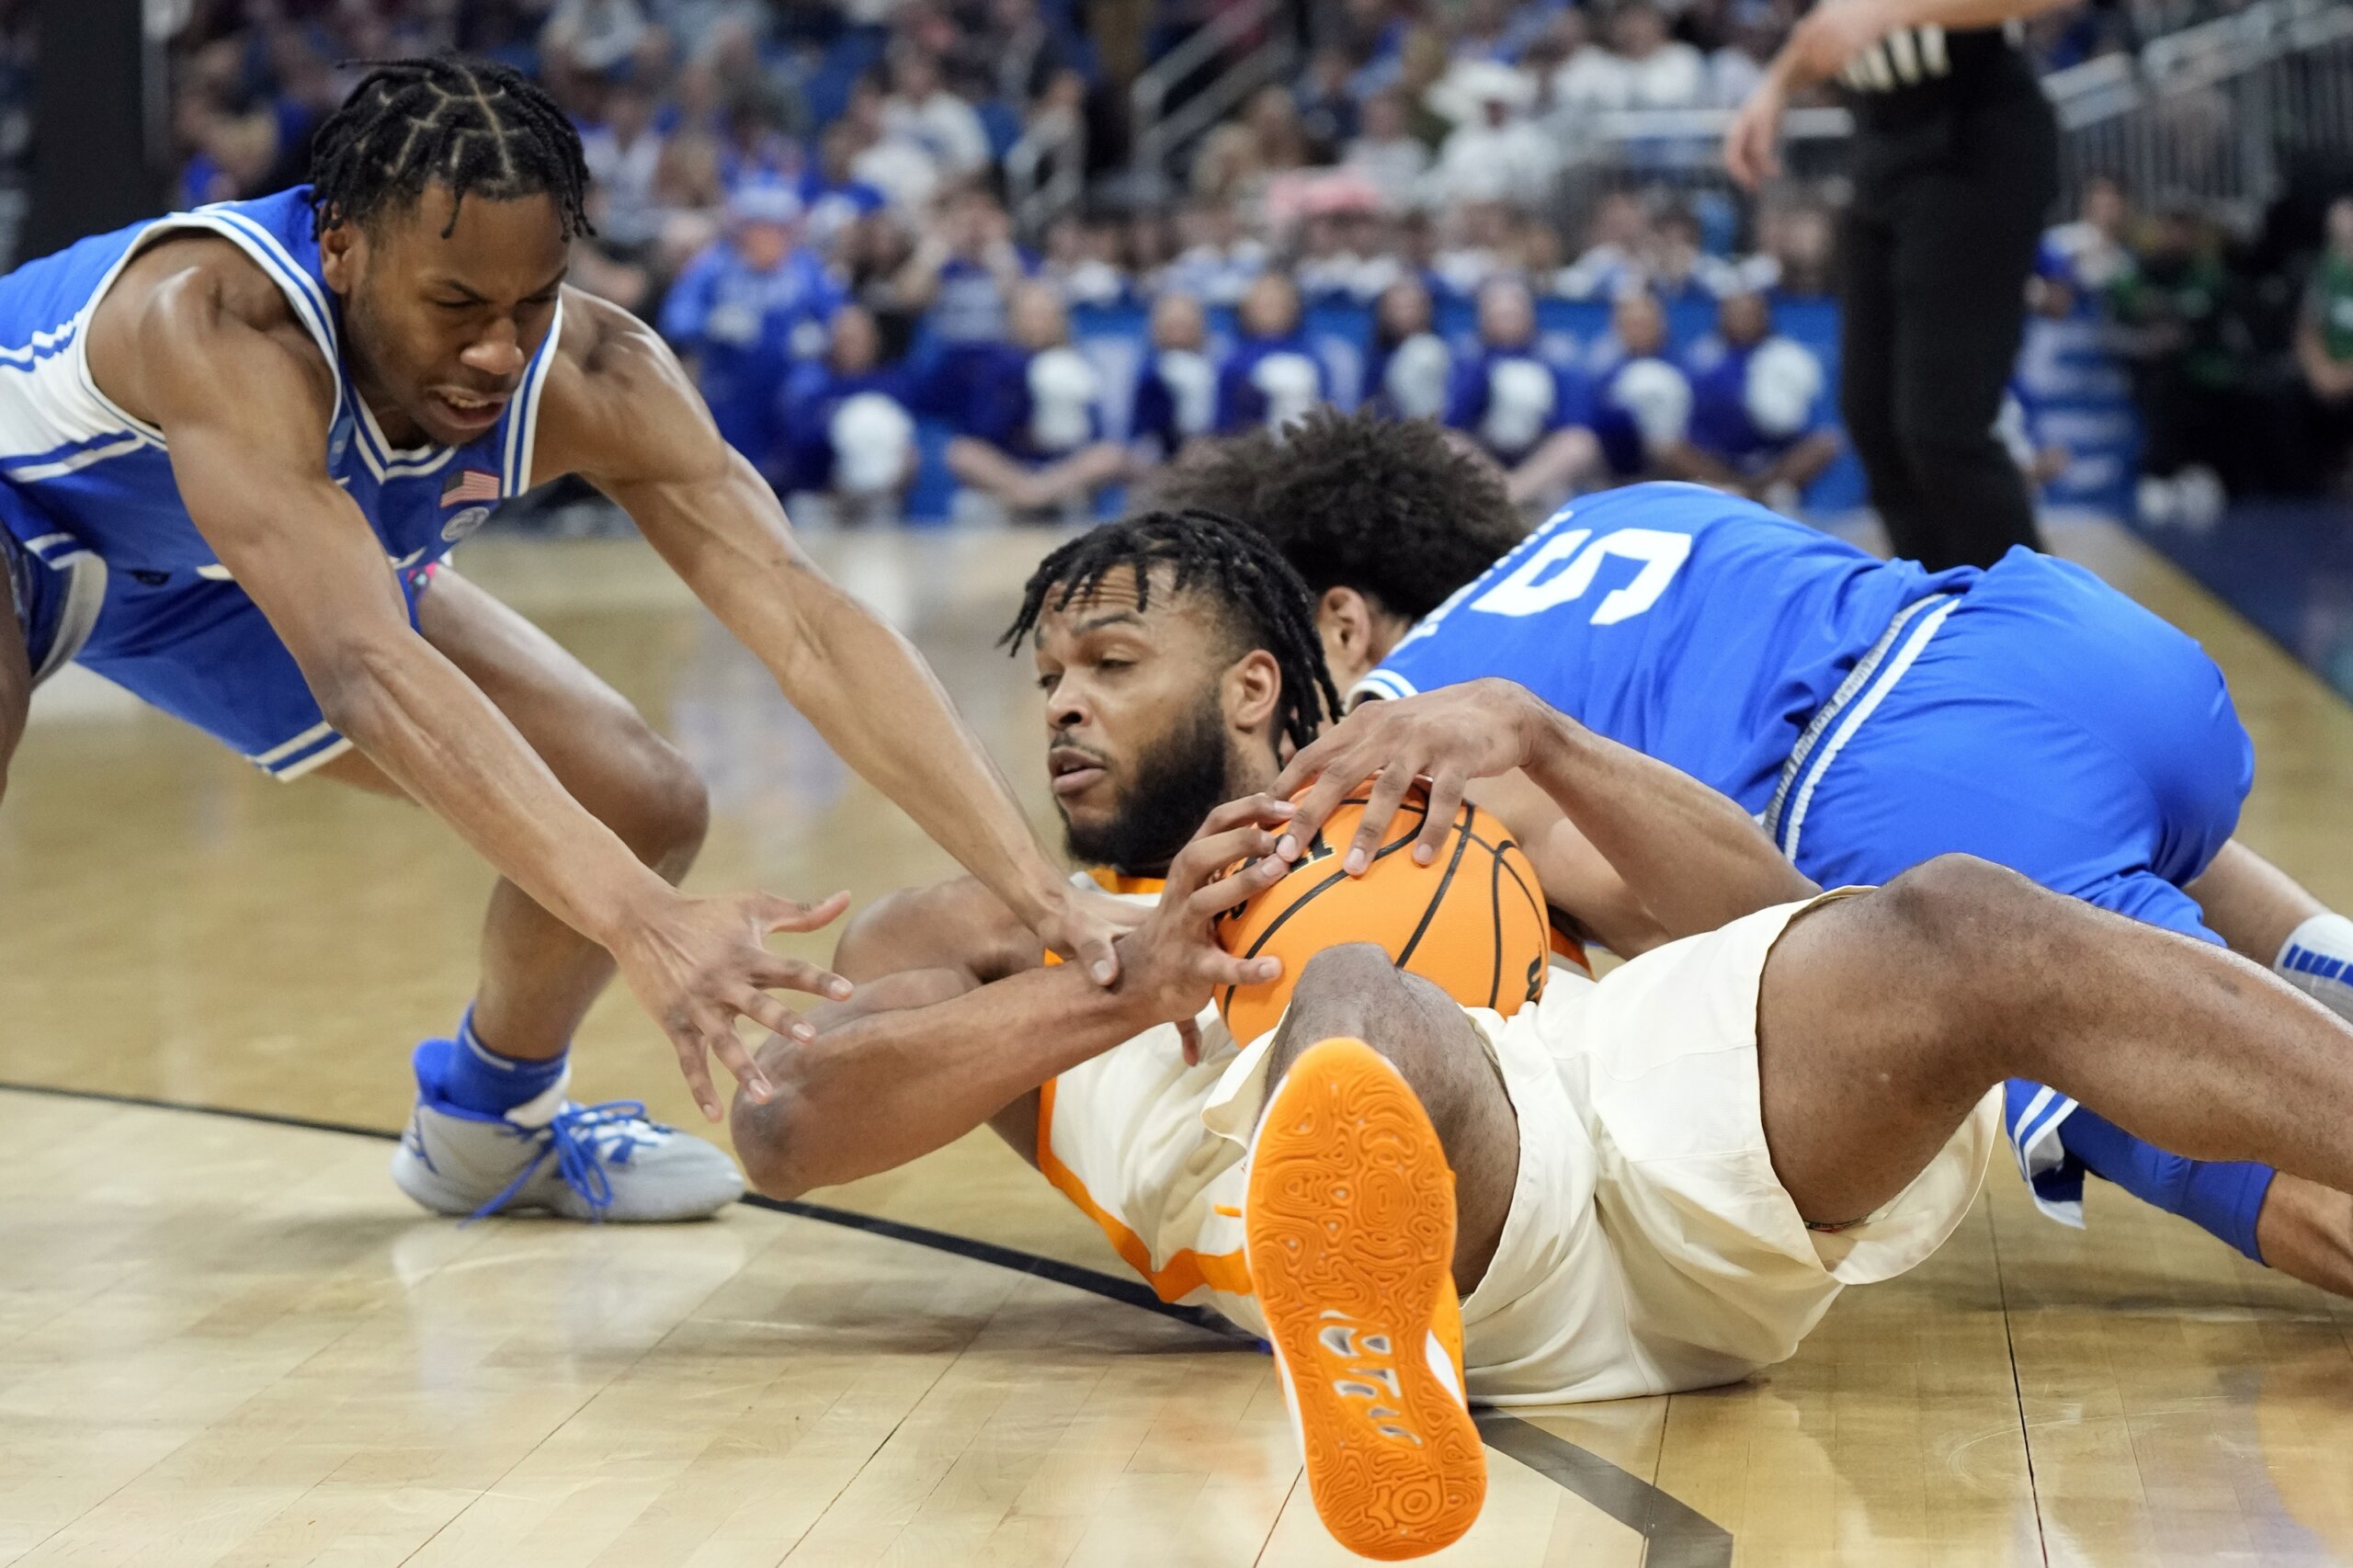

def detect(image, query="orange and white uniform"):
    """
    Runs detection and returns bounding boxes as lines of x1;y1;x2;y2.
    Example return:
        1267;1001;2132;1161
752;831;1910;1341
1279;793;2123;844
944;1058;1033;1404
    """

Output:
1039;881;2003;1403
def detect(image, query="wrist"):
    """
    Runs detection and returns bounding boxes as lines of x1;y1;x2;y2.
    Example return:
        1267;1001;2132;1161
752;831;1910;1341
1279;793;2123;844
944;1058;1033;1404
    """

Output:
592;869;680;950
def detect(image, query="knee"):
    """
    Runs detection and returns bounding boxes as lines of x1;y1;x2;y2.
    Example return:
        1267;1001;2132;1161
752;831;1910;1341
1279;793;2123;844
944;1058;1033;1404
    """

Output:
613;733;710;874
1875;853;2063;1002
1286;942;1413;1026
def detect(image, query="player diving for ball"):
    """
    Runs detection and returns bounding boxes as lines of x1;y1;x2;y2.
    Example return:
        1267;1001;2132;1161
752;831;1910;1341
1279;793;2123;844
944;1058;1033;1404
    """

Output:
727;509;2353;1560
1152;408;2353;1298
0;59;1127;1222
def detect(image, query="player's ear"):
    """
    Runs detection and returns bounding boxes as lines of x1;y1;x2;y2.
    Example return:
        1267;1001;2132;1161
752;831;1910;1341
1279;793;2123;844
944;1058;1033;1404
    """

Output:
1317;587;1376;683
317;216;364;297
1225;648;1283;736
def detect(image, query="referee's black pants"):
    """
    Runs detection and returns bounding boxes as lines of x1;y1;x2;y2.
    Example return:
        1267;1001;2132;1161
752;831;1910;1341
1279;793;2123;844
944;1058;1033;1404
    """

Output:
1837;91;2060;571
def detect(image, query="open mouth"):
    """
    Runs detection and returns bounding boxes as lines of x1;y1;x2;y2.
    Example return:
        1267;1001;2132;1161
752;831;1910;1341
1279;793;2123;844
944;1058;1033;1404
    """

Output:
431;389;510;430
1048;745;1108;799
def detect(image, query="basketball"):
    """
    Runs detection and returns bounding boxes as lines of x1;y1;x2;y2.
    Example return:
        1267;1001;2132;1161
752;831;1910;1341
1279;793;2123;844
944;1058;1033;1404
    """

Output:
1211;785;1551;1046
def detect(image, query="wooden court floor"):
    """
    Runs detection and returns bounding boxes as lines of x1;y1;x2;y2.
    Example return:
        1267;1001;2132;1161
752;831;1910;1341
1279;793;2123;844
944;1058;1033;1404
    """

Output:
2;517;2349;1567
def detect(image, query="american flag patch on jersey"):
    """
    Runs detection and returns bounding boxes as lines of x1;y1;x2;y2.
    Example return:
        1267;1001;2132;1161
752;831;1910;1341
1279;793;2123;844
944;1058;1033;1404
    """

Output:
441;469;499;507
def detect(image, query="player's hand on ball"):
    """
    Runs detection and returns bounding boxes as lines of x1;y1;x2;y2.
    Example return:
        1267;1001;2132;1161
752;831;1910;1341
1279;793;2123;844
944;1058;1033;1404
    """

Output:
1273;679;1543;878
1118;794;1296;1055
610;887;856;1122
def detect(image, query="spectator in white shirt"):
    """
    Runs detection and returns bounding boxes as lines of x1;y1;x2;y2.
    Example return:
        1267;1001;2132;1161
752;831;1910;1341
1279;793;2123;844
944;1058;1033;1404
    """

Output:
1552;1;1707;112
1428;62;1558;209
1343;89;1432;212
882;45;991;179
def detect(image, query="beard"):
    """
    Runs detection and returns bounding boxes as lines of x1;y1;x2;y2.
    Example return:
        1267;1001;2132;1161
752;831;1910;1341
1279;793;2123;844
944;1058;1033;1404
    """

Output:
1062;695;1238;877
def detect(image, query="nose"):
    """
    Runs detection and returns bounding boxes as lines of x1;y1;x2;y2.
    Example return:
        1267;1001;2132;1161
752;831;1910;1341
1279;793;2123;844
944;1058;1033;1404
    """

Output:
1045;676;1086;732
460;320;526;382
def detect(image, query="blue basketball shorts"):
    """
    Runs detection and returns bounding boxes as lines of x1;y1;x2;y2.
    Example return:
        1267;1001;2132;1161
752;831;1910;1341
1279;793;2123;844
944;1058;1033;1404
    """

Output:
1760;546;2271;1247
4;487;431;781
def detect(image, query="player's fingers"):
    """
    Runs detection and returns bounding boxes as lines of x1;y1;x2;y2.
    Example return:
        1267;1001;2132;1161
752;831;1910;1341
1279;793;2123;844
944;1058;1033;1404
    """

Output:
1077;927;1120;987
1186;846;1288;920
1267;733;1336;802
708;1013;776;1105
748;952;852;1011
1172;823;1280;898
1176;1016;1202;1067
1279;770;1359;864
757;889;852;934
1199;951;1282;991
1415;771;1468;866
667;1022;723;1123
1348;764;1416;876
734;986;809;1051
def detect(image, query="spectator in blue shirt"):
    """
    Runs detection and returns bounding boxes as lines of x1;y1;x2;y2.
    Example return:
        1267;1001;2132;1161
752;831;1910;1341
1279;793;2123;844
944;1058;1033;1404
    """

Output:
799;121;889;252
895;184;1041;415
1444;276;1603;507
1215;272;1330;435
1677;290;1842;510
776;305;920;517
659;183;847;474
1363;275;1454;421
1130;293;1220;463
1586;289;1694;478
944;281;1133;517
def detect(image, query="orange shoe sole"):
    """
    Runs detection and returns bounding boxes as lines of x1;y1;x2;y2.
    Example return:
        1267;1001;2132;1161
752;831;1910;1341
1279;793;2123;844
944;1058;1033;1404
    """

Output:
1245;1037;1486;1561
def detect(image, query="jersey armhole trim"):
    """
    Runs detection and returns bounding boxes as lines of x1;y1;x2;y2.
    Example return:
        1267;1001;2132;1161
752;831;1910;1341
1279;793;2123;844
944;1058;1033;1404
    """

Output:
502;293;566;496
71;210;346;447
1350;669;1417;708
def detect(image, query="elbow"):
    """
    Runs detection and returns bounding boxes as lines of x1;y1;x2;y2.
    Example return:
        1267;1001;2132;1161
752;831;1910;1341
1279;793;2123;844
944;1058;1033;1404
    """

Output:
301;632;412;743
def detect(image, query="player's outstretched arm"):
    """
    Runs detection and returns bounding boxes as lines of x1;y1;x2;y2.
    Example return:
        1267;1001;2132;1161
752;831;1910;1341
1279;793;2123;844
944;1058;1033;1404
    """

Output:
731;797;1293;1199
1273;679;1816;946
111;260;847;1123
537;293;1131;983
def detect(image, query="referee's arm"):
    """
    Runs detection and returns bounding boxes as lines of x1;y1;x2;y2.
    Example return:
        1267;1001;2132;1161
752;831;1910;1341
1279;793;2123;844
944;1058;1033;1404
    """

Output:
1726;0;2081;185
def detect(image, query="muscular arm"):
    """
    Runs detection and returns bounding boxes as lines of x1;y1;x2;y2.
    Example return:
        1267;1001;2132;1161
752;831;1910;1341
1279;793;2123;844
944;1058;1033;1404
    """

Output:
536;293;1097;966
104;250;672;947
1513;688;1817;939
1278;679;1816;952
732;800;1293;1199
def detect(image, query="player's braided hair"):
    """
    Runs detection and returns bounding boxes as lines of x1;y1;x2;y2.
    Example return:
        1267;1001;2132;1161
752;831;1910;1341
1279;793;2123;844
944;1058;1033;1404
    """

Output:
1002;509;1341;756
1144;406;1527;621
307;56;593;241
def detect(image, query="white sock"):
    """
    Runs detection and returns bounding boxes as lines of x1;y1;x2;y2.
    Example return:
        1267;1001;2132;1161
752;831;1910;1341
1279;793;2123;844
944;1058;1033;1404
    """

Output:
2274;912;2353;1023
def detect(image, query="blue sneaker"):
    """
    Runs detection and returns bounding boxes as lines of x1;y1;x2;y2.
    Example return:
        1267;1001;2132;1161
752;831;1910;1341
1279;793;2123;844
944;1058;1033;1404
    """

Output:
391;1040;744;1222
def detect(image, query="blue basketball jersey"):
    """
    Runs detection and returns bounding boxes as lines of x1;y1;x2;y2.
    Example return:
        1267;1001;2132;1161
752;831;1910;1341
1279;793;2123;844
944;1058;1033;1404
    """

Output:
0;186;564;579
1358;484;1977;815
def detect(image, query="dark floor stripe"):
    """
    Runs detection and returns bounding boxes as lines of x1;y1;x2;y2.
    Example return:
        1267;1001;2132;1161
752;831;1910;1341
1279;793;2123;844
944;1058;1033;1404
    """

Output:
0;1079;1736;1562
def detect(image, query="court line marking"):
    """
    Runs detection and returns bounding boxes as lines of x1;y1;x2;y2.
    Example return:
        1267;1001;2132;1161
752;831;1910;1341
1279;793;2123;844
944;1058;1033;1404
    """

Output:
0;1079;1734;1568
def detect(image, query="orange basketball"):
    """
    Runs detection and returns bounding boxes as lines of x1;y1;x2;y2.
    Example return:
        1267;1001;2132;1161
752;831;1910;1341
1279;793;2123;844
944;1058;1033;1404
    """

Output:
1211;784;1550;1046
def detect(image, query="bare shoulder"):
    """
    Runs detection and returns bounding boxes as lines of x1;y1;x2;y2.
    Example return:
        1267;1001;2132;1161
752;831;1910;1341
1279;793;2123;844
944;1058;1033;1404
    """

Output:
532;286;721;485
835;876;1044;984
86;233;335;428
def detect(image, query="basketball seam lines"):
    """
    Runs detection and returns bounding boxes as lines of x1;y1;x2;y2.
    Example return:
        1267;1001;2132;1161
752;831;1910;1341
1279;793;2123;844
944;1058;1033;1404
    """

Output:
1218;795;1430;1018
1396;801;1476;972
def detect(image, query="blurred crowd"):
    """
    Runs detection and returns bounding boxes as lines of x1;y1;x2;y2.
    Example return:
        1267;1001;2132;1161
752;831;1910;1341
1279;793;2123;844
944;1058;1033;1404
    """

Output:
118;0;2347;521
2029;177;2353;525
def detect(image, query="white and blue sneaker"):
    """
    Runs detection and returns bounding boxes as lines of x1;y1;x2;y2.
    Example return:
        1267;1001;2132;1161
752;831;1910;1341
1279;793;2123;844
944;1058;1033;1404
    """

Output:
391;1040;745;1222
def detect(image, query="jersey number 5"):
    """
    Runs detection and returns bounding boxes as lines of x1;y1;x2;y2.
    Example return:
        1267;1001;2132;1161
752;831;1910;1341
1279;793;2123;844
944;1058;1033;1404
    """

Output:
1469;527;1693;626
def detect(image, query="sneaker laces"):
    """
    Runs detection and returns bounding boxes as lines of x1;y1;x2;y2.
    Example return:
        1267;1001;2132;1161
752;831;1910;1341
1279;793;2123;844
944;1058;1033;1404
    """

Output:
468;1099;671;1222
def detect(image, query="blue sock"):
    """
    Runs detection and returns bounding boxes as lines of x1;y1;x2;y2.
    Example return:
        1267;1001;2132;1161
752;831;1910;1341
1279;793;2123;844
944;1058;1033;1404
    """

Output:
2058;1107;2276;1264
432;1010;570;1118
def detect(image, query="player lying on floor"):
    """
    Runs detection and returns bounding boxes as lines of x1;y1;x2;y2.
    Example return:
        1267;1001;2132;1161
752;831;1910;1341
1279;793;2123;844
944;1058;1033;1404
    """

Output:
1154;409;2353;1295
727;511;2353;1560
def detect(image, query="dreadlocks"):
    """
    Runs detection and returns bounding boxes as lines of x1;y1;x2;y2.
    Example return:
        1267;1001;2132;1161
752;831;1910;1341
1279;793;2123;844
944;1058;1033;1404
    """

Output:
307;57;593;241
1144;406;1527;622
1002;509;1341;756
